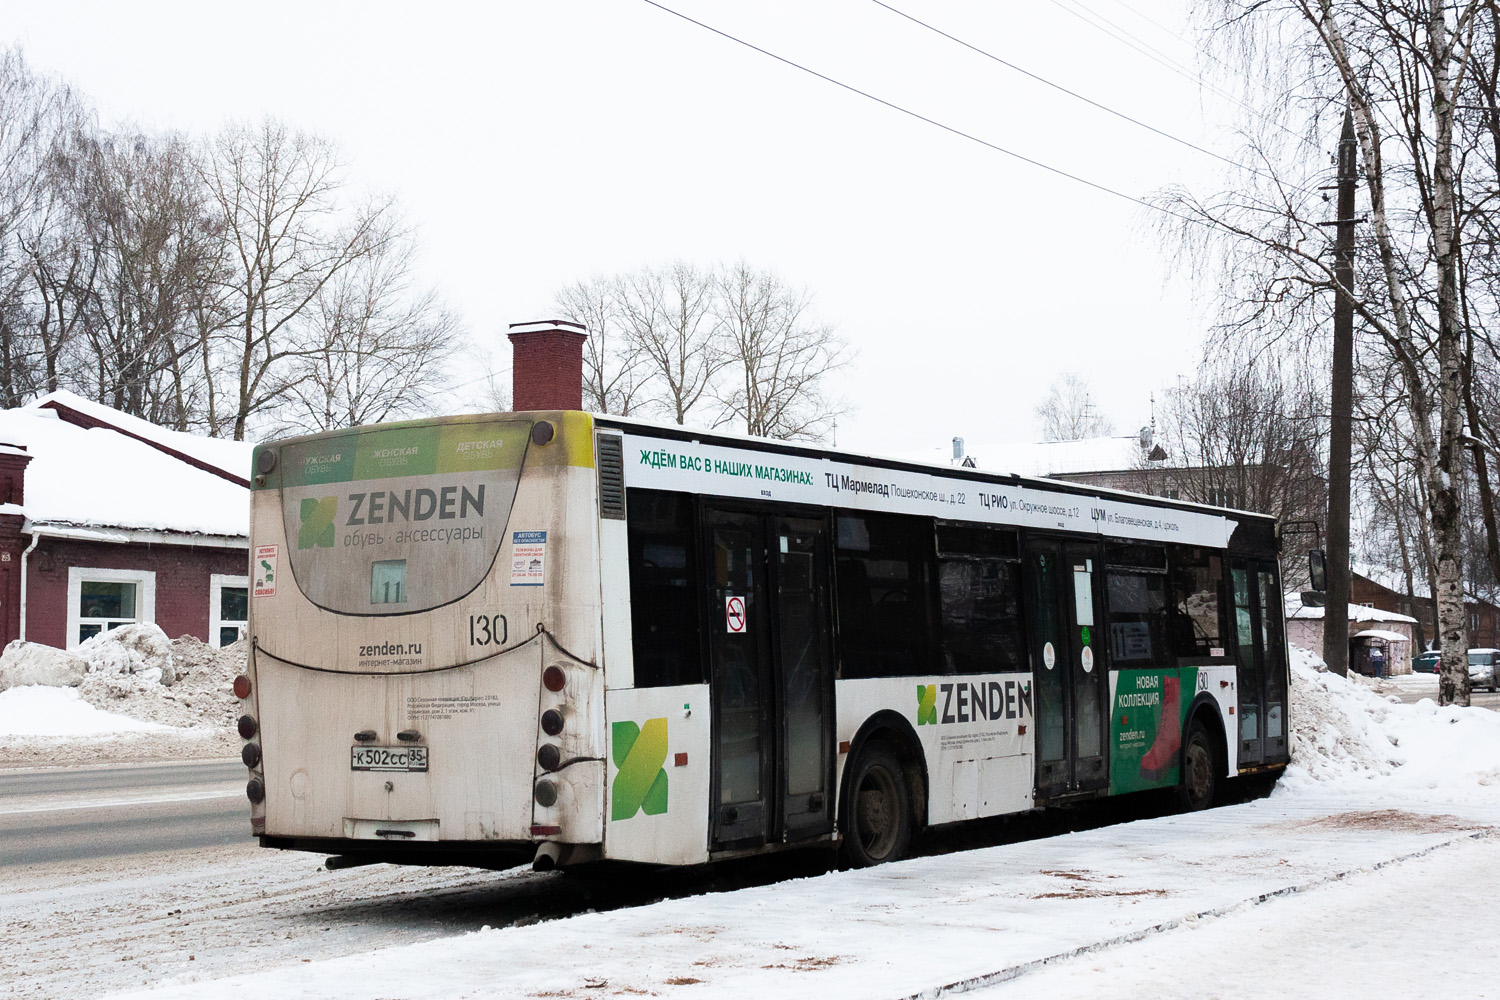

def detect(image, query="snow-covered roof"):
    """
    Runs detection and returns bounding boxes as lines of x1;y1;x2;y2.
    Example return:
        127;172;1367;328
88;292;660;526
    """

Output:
26;390;253;485
936;435;1152;478
0;406;247;538
1284;593;1418;624
1353;629;1411;643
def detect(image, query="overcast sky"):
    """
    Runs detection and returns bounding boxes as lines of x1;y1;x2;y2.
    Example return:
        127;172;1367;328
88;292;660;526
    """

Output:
2;0;1260;458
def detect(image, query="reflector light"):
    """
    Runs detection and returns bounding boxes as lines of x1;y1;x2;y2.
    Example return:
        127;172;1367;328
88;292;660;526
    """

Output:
232;675;252;699
530;825;562;836
246;777;265;804
537;744;561;771
237;715;257;739
531;421;555;446
534;779;558;807
542;666;566;692
241;743;262;768
541;709;564;736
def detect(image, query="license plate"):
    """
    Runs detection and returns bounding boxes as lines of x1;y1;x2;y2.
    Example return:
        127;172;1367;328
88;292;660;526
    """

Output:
350;746;429;772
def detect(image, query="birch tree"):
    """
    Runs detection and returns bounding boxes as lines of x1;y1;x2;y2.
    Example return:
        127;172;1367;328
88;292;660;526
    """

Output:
1165;0;1486;703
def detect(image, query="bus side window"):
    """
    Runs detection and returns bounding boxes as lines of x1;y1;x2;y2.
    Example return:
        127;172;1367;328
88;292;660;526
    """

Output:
1167;546;1224;657
835;513;935;679
1103;542;1170;669
936;523;1023;675
626;489;703;687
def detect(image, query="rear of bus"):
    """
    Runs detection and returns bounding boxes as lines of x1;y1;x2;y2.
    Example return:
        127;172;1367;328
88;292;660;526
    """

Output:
237;411;604;868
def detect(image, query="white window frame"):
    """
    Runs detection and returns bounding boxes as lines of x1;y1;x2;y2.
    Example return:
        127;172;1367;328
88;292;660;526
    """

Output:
210;573;250;647
67;567;156;649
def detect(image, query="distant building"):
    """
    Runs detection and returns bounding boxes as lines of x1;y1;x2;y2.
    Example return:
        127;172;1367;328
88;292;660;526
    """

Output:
0;391;251;650
1350;562;1500;651
1284;592;1416;675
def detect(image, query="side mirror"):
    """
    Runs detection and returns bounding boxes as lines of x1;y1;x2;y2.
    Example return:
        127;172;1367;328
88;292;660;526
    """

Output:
1308;549;1327;594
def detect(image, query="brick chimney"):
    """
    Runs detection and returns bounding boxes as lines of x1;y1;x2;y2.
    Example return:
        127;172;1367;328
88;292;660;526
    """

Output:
507;320;587;412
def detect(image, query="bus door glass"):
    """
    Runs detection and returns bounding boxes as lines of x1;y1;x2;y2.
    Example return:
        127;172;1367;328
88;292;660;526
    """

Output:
1257;567;1288;759
1028;537;1108;796
1232;562;1268;766
706;509;772;845
704;507;835;849
774;516;835;841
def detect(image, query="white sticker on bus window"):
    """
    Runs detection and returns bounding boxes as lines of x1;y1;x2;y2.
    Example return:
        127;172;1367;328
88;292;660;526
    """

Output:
725;595;747;633
510;531;546;586
1073;568;1094;626
1081;646;1095;673
253;544;278;598
1042;641;1056;670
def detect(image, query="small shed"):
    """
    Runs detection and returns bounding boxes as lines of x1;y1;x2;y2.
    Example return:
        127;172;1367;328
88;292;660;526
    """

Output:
1285;595;1418;675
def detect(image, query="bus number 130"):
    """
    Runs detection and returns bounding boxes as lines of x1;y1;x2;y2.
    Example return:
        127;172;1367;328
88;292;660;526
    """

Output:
469;614;507;647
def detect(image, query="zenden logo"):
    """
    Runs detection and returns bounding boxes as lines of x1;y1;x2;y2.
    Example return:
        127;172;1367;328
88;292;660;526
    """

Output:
299;497;337;549
610;718;668;820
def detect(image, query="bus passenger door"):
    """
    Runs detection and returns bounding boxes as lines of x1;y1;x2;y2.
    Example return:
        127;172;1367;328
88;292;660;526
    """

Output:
706;510;772;845
1232;559;1289;766
704;507;835;849
1027;537;1108;798
773;516;835;842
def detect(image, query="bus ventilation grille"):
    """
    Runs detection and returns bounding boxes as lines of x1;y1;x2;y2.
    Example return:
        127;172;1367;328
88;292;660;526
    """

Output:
598;434;626;519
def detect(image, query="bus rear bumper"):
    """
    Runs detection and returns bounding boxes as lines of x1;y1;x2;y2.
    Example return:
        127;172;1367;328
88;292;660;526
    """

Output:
259;835;536;871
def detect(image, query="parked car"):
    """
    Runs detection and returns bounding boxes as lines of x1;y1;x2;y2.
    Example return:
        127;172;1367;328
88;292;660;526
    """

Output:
1413;651;1442;673
1468;649;1499;691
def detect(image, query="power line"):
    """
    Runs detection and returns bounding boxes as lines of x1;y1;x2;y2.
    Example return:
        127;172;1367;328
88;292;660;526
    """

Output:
869;0;1277;182
1051;0;1307;146
638;0;1209;228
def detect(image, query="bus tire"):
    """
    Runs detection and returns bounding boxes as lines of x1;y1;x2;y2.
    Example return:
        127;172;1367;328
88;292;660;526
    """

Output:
1177;719;1217;812
841;742;912;867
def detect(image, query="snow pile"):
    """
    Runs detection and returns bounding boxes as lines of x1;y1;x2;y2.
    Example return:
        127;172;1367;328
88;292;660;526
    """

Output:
1283;644;1500;803
1286;645;1404;781
70;625;246;731
0;685;176;735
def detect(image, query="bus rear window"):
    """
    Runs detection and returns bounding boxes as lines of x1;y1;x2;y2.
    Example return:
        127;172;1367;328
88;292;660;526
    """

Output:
274;418;531;615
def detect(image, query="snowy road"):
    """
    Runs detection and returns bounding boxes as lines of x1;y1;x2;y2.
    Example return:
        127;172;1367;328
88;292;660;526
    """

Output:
0;760;245;866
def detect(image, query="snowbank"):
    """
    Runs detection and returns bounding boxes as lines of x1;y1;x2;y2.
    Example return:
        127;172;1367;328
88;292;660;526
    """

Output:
1282;644;1500;804
0;685;175;735
0;626;246;763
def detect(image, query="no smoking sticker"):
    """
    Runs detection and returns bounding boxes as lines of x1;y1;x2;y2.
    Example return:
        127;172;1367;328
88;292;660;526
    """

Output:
725;595;747;633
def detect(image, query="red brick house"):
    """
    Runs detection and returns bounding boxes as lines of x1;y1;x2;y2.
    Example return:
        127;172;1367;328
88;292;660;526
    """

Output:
0;391;251;650
1351;563;1500;651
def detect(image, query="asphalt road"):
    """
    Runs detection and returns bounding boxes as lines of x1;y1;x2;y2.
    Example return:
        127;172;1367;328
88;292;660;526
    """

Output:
0;758;248;867
1383;679;1500;708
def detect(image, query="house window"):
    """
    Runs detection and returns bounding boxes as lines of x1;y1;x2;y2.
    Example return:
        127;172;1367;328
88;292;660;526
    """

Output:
66;567;156;648
210;574;249;647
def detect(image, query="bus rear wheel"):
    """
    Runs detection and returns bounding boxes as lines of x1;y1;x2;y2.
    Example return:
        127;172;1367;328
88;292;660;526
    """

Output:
1177;720;1217;812
841;743;912;867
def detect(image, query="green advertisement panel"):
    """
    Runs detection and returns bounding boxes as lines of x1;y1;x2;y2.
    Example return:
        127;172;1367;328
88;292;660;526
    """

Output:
1109;667;1198;796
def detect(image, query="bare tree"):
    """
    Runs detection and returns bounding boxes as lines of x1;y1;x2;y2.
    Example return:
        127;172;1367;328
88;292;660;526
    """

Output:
1035;372;1114;441
1156;360;1327;526
1164;0;1486;703
283;232;461;431
620;261;723;425
554;274;644;415
201;119;392;440
714;260;849;440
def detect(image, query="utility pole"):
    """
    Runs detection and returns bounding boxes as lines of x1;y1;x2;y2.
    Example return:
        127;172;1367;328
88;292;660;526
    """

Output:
1322;107;1358;677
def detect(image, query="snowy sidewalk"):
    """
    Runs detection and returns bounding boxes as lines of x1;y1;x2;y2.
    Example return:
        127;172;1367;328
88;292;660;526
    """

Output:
119;791;1500;1000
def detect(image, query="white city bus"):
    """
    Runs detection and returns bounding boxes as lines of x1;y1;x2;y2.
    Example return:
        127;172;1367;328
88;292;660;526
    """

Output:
237;411;1289;870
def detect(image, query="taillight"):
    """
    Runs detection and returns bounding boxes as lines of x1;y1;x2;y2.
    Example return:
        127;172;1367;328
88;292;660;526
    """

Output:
246;778;265;804
232;675;252;699
537;744;561;771
541;709;564;736
237;715;257;739
542;666;566;692
534;780;557;807
241;743;262;768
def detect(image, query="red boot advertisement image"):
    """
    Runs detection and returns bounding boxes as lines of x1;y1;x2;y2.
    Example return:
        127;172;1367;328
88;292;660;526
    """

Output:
1108;668;1197;795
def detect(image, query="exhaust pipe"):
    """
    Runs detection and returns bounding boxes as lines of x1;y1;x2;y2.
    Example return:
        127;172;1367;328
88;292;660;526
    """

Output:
325;854;382;871
532;842;563;872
